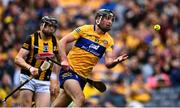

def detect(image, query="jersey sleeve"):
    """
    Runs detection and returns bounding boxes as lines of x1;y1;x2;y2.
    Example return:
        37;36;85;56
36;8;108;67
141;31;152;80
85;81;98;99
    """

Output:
106;37;114;52
22;36;31;51
71;25;87;39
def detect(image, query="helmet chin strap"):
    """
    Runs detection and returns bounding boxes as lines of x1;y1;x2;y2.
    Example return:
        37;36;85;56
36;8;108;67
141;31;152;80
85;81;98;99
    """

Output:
97;24;106;33
42;23;45;29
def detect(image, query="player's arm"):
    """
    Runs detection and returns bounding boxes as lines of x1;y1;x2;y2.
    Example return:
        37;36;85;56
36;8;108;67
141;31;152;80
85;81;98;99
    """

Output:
15;48;31;70
52;41;61;75
15;36;39;77
51;54;61;79
15;36;32;70
58;26;84;62
58;32;77;70
58;26;84;70
105;51;128;69
51;54;61;80
50;55;60;97
58;32;76;61
15;48;39;77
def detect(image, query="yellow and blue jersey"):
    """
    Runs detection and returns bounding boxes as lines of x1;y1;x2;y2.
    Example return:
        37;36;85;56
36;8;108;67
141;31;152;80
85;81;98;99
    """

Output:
68;25;114;78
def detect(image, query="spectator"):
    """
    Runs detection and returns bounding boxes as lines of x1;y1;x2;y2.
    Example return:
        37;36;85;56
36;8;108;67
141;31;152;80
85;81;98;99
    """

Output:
99;78;127;107
147;64;171;89
129;73;151;107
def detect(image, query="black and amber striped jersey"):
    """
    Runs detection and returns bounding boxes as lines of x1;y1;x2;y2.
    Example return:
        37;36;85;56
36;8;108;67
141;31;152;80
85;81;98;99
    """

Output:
21;31;59;81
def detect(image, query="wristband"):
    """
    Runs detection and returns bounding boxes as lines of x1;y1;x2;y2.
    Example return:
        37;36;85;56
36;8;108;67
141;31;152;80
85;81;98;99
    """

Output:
50;73;57;80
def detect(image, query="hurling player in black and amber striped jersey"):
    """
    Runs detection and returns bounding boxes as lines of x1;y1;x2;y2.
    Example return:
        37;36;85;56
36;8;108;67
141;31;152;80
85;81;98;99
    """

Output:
15;16;60;107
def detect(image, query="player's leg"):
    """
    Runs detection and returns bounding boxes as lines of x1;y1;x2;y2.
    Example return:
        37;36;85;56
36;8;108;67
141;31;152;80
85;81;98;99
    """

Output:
35;92;50;107
50;93;57;103
51;69;86;107
19;90;34;107
34;79;51;107
19;74;35;107
51;89;72;107
63;79;85;107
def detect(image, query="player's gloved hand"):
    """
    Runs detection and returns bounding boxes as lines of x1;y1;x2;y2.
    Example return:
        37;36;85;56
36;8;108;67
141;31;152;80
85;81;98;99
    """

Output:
29;67;39;77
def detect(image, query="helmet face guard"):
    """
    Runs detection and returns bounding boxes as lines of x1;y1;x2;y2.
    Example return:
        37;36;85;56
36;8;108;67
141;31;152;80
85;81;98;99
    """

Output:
41;16;59;28
95;9;115;23
102;13;115;22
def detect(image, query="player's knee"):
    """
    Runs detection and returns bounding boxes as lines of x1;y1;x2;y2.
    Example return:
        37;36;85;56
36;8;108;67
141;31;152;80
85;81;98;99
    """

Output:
20;99;32;107
76;95;85;106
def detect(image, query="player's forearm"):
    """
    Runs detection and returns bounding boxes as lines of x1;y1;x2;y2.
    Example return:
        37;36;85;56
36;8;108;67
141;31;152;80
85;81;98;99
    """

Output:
15;56;32;70
50;64;59;83
58;39;68;61
105;59;119;69
52;63;60;76
50;72;58;80
106;54;128;68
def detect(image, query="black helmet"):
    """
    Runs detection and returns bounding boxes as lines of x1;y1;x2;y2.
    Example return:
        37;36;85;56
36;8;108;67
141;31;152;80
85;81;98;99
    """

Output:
95;9;115;21
41;16;59;28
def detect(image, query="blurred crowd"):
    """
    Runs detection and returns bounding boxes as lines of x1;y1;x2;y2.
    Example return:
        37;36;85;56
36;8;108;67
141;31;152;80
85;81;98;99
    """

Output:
0;0;179;107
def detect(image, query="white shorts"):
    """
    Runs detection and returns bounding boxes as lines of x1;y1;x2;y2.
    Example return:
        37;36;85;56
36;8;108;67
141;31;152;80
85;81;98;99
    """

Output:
20;74;50;93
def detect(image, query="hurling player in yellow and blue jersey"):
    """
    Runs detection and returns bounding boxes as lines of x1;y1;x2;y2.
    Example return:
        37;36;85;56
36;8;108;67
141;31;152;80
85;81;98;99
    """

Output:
52;9;128;107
